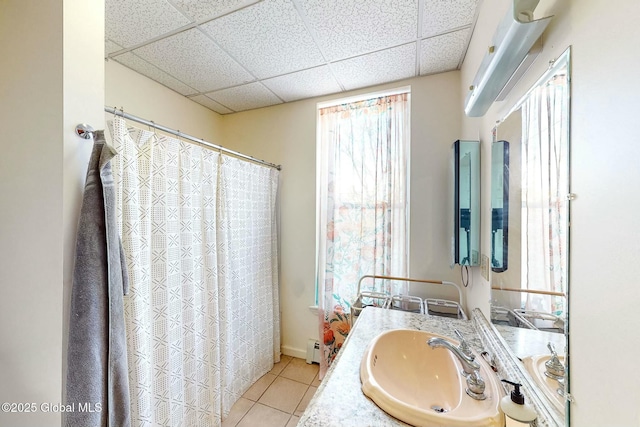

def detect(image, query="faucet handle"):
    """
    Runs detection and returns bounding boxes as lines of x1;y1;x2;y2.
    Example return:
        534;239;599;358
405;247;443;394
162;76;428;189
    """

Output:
454;330;474;360
544;341;565;380
465;370;487;400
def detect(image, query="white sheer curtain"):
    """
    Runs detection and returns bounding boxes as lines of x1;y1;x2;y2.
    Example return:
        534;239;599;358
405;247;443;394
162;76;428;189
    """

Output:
521;72;569;316
316;93;410;378
109;117;279;426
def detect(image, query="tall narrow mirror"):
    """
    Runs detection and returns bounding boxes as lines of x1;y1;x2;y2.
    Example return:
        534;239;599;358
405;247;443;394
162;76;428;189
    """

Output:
490;47;571;424
491;140;509;272
452;140;480;266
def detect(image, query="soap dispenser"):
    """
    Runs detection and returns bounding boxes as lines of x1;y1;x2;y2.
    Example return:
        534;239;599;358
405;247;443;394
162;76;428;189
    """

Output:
500;379;537;426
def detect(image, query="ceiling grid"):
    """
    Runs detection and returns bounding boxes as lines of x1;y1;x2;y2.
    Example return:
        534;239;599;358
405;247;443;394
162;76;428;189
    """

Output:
106;0;480;114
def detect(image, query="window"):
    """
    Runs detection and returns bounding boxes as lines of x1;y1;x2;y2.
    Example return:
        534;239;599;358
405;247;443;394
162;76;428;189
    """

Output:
315;89;410;374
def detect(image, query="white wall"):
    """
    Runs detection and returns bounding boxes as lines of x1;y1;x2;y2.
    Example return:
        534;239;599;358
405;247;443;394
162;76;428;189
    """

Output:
105;60;224;144
222;97;318;358
461;0;640;425
0;1;104;426
222;72;464;358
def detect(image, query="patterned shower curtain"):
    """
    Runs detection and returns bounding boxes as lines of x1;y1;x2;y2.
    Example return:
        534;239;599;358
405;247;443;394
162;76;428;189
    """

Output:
109;116;280;427
217;155;280;412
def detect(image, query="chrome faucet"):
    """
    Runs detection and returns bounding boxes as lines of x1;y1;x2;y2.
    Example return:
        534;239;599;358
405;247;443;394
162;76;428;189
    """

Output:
427;332;479;375
454;329;474;360
427;331;486;400
544;342;565;380
544;342;567;397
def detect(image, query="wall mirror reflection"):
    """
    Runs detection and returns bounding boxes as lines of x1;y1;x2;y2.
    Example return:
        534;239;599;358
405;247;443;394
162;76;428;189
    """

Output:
452;140;480;267
491;140;509;272
489;47;571;422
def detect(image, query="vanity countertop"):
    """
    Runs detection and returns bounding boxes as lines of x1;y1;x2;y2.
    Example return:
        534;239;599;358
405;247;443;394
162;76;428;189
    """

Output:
494;324;566;360
297;307;484;427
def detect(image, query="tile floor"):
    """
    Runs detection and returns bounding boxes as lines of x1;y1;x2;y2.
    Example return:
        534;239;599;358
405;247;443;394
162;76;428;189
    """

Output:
222;356;321;427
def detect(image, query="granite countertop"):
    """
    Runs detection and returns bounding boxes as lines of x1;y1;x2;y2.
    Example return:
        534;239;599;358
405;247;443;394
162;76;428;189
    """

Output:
297;307;565;427
493;324;566;360
297;307;484;427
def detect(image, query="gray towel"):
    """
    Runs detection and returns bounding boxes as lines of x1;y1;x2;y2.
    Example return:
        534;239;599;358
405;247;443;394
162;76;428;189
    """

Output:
65;131;130;427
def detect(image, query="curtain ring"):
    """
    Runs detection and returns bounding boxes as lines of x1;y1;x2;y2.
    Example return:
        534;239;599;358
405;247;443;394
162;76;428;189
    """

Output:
149;121;159;143
217;148;223;167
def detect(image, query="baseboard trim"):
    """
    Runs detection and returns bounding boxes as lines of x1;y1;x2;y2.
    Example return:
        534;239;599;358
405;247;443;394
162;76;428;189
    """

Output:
281;344;306;360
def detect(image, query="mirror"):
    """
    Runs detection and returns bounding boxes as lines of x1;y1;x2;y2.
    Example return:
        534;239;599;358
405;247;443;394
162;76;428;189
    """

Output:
491;140;509;272
452;140;480;267
489;47;571;422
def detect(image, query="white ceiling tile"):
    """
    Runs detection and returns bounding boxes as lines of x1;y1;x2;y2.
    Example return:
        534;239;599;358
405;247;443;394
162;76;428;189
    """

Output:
106;39;124;55
189;95;234;114
112;52;199;95
419;29;470;75
296;0;418;61
104;0;480;111
262;66;342;102
133;28;254;93
331;43;416;91
106;0;191;48
206;83;283;112
172;0;260;22
200;0;324;79
421;0;479;38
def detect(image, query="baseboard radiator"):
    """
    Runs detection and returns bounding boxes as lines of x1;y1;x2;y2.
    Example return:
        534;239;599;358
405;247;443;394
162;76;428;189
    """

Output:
305;339;321;364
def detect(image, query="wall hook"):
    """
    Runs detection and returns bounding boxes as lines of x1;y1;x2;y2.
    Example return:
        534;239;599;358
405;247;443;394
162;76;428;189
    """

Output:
76;123;95;139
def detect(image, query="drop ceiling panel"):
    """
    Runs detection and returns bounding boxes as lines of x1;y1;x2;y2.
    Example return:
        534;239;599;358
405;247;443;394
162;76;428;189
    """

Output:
132;28;254;93
419;29;470;75
331;43;417;91
262;66;342;102
206;83;283;112
296;0;419;61
112;52;199;95
106;39;124;55
200;0;325;79
106;0;190;48
421;0;479;37
105;0;481;114
189;95;234;114
172;0;260;22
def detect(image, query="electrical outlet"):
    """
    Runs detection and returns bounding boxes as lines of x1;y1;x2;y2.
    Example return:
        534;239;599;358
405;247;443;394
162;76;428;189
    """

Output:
480;254;490;281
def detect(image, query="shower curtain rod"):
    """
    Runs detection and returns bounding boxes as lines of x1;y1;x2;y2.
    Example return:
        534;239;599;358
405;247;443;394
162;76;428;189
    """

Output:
103;106;281;170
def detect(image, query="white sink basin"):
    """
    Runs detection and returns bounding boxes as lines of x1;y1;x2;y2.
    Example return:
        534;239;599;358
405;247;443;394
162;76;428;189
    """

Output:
360;329;504;427
521;354;566;414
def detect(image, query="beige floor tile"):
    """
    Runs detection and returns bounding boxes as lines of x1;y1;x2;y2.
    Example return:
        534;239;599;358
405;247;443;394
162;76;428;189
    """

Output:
285;415;300;427
294;386;317;417
258;376;308;413
236;403;290;427
243;373;277;401
222;397;254;427
269;355;293;376
279;357;319;385
310;372;321;387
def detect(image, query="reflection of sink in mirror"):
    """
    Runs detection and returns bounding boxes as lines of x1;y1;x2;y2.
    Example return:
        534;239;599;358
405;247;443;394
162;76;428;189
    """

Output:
360;329;503;427
522;354;566;415
488;51;571;424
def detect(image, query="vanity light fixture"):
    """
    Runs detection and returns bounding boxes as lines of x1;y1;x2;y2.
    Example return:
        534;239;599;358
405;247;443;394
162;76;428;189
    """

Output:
464;0;552;117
